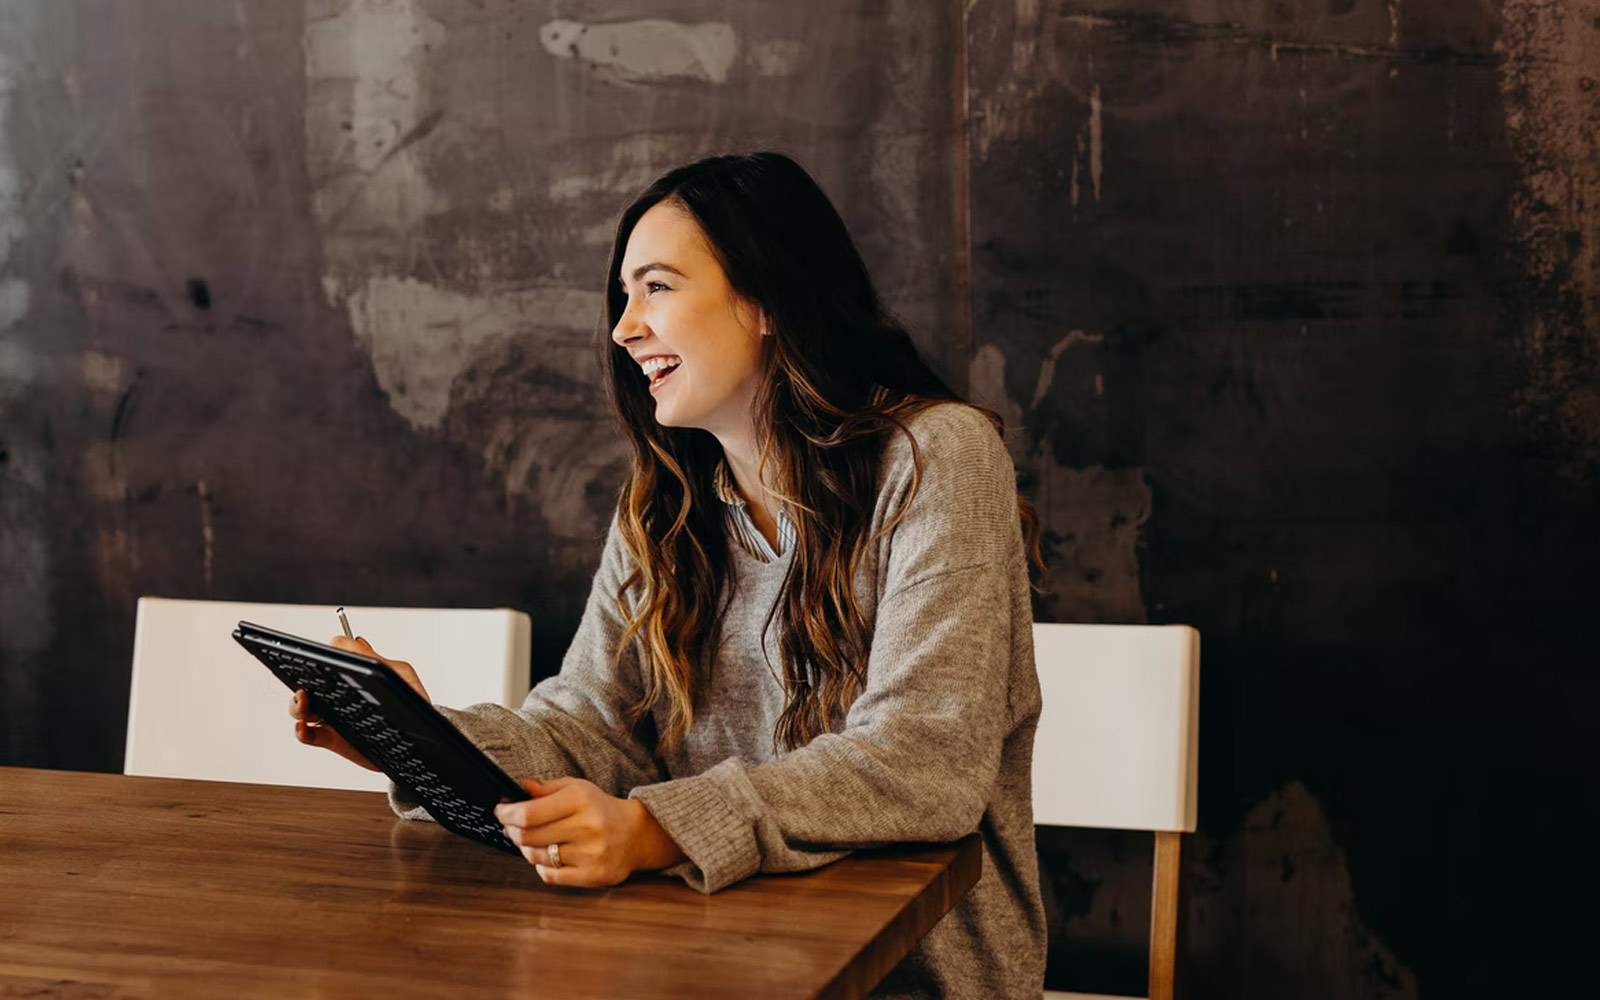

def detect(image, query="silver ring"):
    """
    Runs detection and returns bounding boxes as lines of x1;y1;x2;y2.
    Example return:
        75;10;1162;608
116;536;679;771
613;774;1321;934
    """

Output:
546;843;562;868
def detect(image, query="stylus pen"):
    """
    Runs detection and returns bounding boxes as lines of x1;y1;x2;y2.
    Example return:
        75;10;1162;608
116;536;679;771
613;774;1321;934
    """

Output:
336;607;354;639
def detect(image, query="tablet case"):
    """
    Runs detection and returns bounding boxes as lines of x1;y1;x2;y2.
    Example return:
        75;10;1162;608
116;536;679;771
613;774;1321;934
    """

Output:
232;620;529;854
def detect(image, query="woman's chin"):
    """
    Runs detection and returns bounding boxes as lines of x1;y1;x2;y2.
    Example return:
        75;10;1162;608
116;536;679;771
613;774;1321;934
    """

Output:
652;405;715;433
650;389;694;428
651;402;686;428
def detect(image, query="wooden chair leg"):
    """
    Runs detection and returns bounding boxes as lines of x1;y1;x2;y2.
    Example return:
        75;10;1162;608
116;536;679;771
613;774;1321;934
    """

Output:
1148;831;1185;1000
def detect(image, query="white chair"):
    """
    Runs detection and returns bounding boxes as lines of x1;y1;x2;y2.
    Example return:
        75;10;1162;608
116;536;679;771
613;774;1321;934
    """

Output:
125;597;532;791
1033;623;1201;1000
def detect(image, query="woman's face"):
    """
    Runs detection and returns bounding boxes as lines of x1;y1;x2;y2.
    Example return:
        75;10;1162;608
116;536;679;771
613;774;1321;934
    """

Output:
612;201;766;438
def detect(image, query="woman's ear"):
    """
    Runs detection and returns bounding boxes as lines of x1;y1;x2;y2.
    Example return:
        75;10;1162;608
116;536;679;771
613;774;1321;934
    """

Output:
735;296;769;337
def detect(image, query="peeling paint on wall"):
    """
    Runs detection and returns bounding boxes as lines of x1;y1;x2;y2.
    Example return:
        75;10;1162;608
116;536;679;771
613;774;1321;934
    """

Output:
0;53;28;331
749;38;803;77
446;338;628;542
539;19;739;85
79;351;124;395
335;274;604;432
971;342;1025;430
303;0;630;543
1031;330;1104;408
546;134;680;203
1040;782;1420;996
1499;0;1600;480
1189;782;1420;999
303;0;445;242
1069;84;1104;212
1032;462;1151;624
972;341;1149;623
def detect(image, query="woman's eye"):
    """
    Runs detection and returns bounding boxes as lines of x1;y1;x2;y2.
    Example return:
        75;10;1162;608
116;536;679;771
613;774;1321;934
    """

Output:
646;281;670;295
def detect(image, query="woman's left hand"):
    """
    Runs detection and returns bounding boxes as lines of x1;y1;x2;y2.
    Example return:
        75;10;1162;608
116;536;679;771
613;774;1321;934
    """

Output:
494;777;686;887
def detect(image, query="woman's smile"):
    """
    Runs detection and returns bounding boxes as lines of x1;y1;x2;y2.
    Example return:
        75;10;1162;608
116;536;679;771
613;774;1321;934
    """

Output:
640;354;684;393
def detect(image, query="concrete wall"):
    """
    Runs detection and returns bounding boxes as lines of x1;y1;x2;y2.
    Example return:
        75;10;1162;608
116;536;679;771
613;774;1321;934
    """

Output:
1;1;1595;995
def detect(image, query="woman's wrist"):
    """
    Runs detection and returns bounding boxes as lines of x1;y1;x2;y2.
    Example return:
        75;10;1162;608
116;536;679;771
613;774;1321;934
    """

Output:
627;799;687;872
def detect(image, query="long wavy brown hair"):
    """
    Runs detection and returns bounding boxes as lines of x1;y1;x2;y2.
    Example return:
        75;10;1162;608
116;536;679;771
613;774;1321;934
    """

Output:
601;152;1042;753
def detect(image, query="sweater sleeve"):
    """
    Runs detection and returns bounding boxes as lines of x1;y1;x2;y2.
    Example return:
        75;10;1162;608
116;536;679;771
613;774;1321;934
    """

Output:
389;514;664;819
629;406;1024;892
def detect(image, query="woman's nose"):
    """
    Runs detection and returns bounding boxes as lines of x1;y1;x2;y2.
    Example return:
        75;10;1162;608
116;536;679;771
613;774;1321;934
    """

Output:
612;300;645;345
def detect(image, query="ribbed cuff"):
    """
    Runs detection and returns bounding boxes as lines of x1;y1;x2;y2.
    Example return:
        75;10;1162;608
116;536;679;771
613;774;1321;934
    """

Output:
386;781;435;821
630;759;761;893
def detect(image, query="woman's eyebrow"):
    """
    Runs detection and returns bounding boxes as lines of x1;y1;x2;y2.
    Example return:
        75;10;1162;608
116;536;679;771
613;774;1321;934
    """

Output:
626;261;688;283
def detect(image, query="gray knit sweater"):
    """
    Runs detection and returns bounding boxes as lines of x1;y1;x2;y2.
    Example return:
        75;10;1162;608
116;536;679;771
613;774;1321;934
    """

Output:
391;403;1047;998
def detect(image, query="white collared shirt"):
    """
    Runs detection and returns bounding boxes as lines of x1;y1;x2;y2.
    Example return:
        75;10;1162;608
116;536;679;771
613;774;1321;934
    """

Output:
711;459;795;563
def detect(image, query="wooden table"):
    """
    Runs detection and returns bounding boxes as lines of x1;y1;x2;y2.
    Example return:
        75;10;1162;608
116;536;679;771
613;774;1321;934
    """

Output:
0;767;979;999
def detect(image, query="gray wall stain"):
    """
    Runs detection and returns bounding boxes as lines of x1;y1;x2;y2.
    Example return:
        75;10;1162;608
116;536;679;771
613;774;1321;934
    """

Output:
539;19;739;85
304;0;445;247
336;276;603;431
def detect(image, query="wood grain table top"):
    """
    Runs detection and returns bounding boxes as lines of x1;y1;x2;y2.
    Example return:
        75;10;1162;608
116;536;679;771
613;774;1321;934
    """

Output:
0;766;980;999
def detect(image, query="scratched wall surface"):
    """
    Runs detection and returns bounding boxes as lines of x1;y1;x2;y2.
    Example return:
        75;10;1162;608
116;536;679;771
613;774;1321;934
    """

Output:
0;1;1596;996
967;0;1599;996
0;0;960;766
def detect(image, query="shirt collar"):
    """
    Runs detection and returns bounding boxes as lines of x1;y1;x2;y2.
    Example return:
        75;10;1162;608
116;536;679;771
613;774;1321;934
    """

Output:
712;458;746;507
712;457;796;525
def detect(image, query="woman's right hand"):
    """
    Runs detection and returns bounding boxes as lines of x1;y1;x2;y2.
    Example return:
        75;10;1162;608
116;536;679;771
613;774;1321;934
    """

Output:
288;635;432;772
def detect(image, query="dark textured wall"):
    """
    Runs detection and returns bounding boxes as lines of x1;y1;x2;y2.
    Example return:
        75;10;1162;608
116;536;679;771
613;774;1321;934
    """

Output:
1;2;1595;996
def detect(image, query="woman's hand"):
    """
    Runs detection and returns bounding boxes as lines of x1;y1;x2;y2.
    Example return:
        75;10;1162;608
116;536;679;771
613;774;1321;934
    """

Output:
494;777;686;887
288;635;432;771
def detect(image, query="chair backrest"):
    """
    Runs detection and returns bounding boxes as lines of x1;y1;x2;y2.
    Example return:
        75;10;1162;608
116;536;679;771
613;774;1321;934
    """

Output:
126;597;532;791
1031;623;1200;833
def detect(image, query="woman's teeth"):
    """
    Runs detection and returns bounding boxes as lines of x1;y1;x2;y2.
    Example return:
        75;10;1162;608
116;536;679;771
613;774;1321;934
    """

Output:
642;356;682;382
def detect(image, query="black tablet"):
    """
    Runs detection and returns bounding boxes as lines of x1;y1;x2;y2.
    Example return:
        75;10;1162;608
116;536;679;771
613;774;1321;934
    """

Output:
232;620;529;854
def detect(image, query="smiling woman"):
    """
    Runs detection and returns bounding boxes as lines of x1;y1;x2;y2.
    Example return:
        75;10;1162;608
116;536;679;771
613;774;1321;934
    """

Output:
293;152;1048;1000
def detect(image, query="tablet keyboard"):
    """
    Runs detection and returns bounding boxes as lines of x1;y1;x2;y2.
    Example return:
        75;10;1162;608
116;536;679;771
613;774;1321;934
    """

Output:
260;645;516;852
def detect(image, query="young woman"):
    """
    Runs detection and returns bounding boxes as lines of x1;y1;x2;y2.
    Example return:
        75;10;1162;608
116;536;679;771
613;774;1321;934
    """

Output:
292;152;1047;998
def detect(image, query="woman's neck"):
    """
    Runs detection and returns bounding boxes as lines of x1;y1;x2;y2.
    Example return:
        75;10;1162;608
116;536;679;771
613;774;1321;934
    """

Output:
715;427;784;550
